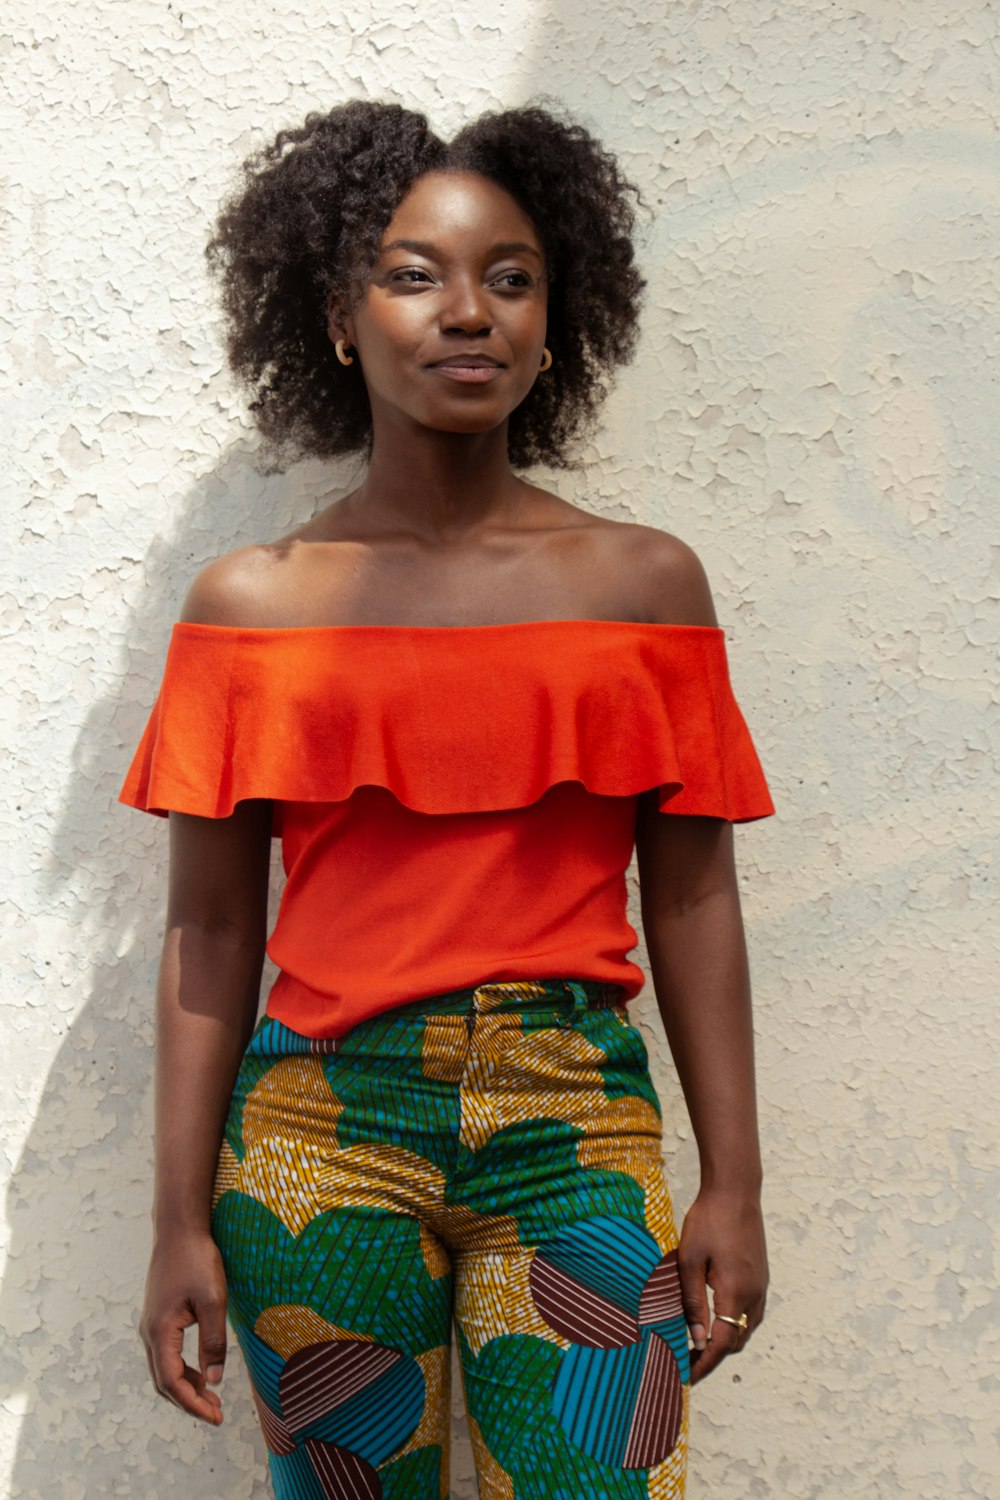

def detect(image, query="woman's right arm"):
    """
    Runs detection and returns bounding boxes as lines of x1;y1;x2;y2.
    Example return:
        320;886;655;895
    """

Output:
139;798;273;1425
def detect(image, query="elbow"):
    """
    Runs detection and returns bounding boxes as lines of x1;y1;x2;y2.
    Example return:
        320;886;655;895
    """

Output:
640;883;742;928
164;916;268;973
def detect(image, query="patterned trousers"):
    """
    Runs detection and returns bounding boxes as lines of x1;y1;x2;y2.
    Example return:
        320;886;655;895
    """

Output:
211;978;690;1500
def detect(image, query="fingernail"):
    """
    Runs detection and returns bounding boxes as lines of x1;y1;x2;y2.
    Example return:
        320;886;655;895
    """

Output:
207;1365;224;1385
691;1324;707;1351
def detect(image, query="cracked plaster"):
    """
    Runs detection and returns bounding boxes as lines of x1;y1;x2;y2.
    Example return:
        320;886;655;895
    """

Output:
2;1;998;1496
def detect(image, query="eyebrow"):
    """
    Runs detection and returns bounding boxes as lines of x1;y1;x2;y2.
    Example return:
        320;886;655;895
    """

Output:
379;238;544;261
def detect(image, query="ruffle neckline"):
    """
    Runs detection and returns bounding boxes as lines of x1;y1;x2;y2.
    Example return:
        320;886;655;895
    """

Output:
119;619;775;823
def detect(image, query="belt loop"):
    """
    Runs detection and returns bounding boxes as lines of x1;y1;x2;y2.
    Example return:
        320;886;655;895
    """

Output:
561;980;626;1018
562;980;590;1021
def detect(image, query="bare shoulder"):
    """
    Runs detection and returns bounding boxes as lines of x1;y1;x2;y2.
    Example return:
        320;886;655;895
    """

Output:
589;518;719;628
180;544;298;627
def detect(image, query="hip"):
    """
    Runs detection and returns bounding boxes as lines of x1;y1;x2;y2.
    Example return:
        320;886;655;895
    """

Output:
214;977;668;1224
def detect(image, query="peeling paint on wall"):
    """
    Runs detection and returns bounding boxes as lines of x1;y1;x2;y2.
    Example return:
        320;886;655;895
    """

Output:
3;2;998;1497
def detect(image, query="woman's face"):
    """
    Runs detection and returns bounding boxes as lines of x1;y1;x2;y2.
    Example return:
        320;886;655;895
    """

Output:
331;170;549;441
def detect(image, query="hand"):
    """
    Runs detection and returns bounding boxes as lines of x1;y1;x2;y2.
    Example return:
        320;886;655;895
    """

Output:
139;1228;229;1424
677;1188;768;1385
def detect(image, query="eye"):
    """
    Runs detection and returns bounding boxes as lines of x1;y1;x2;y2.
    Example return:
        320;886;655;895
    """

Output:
390;267;435;285
491;270;533;290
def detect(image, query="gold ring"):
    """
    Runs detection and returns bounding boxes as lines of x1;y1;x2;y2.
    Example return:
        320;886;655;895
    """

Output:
716;1312;749;1333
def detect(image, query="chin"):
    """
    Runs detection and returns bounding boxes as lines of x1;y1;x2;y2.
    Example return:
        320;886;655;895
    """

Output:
424;412;508;437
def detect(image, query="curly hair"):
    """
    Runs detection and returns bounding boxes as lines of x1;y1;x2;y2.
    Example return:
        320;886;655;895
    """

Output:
206;100;645;470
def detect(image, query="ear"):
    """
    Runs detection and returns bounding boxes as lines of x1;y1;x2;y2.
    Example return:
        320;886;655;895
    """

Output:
326;290;353;347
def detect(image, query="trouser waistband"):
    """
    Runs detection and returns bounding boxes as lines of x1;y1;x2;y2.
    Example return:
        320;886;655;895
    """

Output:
254;979;629;1057
393;977;627;1019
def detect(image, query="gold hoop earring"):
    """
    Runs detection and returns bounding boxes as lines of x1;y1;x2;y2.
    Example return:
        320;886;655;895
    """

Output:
335;339;354;367
539;347;553;373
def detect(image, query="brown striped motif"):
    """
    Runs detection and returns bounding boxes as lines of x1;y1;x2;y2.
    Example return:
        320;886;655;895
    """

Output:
279;1339;401;1433
304;1438;382;1499
639;1249;684;1326
251;1384;296;1456
623;1333;683;1469
529;1254;640;1348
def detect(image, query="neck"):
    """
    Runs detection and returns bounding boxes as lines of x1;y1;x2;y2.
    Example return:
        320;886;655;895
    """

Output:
350;420;527;544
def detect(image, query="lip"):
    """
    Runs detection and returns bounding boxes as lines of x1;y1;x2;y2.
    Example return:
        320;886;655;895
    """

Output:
428;366;503;384
427;354;503;368
426;358;505;385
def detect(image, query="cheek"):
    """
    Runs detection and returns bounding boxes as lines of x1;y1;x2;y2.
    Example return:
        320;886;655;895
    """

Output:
508;296;548;344
356;295;429;354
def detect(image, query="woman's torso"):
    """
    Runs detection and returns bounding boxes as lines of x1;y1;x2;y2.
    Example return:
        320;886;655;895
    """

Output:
122;495;774;1037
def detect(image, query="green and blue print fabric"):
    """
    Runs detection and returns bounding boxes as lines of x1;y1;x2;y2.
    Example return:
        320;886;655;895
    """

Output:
211;980;690;1500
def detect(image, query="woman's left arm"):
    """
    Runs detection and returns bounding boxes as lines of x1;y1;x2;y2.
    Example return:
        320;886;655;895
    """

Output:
635;804;768;1384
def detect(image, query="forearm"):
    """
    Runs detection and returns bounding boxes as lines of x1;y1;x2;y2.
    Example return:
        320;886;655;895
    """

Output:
153;923;265;1234
642;887;762;1194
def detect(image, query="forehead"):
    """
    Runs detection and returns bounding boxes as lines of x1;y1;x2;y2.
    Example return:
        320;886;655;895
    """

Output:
380;171;543;255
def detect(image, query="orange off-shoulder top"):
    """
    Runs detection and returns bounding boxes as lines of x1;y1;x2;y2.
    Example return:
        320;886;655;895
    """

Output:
119;620;775;1038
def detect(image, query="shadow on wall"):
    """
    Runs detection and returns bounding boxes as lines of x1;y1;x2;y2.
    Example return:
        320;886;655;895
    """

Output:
0;442;358;1499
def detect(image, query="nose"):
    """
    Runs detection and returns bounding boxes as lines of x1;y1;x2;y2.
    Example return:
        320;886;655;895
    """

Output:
440;274;493;336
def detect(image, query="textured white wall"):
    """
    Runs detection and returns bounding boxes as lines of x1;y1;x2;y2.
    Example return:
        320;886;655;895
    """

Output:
3;1;997;1496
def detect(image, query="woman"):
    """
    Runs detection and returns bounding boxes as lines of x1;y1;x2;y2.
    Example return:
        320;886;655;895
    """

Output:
122;100;775;1500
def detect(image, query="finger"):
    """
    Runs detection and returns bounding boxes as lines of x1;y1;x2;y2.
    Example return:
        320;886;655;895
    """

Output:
145;1312;184;1402
197;1293;228;1388
163;1361;224;1425
140;1325;158;1391
692;1320;740;1386
734;1289;766;1347
678;1253;710;1356
711;1311;747;1354
689;1314;741;1385
152;1316;224;1425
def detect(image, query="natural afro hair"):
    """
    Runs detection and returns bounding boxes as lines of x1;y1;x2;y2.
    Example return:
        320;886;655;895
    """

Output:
206;99;645;470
